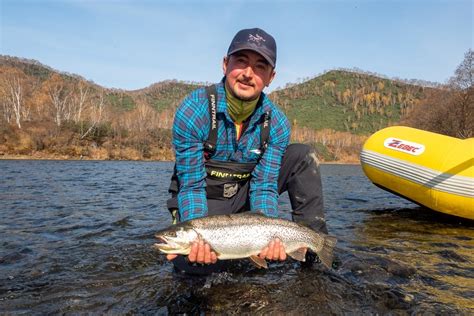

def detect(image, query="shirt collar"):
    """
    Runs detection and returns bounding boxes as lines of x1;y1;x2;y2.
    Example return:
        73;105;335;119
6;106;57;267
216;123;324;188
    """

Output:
216;78;266;125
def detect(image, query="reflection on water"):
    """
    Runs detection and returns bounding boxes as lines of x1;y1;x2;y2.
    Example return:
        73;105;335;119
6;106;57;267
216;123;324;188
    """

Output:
356;208;474;311
0;161;472;314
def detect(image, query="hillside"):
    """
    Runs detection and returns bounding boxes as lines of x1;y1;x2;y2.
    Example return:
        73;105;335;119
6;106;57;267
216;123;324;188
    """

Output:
269;70;435;134
0;55;200;112
131;81;201;112
0;55;445;162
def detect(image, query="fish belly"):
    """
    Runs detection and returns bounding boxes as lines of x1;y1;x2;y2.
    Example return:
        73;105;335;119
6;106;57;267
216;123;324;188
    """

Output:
197;226;313;260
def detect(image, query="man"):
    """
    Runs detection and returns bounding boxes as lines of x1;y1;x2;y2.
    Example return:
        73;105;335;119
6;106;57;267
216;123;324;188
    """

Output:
166;28;326;272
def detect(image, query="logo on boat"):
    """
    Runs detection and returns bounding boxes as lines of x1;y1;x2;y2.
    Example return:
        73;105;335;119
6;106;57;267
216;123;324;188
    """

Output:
384;138;425;156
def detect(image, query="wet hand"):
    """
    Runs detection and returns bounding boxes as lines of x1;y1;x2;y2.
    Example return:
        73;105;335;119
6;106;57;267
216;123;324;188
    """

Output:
166;240;217;264
189;240;218;264
259;238;287;261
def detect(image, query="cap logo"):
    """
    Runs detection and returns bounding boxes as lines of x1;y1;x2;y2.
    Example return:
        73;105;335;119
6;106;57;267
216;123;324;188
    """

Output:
248;34;265;45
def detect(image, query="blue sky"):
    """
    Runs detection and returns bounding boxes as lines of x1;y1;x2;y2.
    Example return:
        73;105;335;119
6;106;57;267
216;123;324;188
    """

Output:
1;0;472;91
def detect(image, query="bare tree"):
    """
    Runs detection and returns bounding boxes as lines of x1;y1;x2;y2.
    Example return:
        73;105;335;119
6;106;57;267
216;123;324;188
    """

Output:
0;68;27;128
49;84;70;126
1;95;13;124
449;49;473;138
451;49;474;90
80;91;104;139
44;74;72;127
72;81;90;123
136;103;155;132
401;50;473;138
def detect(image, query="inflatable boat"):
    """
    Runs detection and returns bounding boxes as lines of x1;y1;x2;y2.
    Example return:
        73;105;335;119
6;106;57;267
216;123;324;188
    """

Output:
360;126;474;220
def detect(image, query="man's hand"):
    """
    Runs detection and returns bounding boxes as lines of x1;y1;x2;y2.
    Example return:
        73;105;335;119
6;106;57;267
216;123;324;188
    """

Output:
258;238;287;261
166;240;217;264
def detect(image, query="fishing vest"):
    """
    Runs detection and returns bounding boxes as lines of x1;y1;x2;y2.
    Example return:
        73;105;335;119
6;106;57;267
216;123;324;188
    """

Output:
203;84;270;200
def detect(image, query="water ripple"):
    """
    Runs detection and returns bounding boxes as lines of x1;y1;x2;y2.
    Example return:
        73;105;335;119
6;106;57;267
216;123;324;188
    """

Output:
0;161;472;314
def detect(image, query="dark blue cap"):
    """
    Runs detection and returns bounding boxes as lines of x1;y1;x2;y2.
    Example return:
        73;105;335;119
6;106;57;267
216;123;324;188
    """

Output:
227;28;277;68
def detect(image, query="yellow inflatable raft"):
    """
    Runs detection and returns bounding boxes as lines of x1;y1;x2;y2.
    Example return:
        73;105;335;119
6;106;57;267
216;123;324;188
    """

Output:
360;126;474;220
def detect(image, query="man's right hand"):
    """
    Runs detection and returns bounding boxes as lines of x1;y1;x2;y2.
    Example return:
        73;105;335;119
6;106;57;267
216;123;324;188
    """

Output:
166;240;218;264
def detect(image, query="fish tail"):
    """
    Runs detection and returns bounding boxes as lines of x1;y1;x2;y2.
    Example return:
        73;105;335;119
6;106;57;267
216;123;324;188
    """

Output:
317;235;337;268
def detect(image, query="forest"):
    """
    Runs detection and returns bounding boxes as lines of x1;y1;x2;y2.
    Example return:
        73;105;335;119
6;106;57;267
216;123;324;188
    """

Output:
1;50;472;162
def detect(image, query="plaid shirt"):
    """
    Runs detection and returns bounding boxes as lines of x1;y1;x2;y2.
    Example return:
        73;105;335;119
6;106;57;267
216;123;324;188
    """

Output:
173;79;290;221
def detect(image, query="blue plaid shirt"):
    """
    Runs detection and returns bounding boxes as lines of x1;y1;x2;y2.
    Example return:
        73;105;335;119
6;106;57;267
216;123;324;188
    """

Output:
172;79;290;221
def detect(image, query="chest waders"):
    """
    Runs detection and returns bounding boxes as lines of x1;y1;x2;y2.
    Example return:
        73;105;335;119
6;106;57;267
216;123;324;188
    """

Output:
167;85;271;223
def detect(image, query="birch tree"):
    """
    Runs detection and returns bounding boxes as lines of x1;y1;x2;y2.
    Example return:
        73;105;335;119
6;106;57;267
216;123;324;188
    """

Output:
72;81;90;123
44;74;72;126
80;91;104;139
0;67;28;129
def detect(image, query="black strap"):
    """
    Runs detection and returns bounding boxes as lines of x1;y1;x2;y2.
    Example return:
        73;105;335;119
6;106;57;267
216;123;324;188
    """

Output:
204;85;218;156
260;111;271;155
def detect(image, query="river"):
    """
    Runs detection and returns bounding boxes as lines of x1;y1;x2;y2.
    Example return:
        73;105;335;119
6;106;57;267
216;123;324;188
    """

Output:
0;161;472;314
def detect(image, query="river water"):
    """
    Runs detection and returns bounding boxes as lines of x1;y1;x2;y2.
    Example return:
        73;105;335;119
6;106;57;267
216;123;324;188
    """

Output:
0;161;472;314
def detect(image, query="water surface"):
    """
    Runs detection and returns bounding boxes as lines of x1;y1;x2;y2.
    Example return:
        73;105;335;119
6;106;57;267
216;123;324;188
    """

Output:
0;161;472;314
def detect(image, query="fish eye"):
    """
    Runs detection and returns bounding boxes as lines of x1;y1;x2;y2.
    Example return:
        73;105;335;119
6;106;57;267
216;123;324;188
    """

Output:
165;231;177;237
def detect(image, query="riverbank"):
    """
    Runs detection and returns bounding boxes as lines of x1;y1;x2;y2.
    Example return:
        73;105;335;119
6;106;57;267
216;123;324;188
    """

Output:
0;150;174;162
1;123;363;163
0;152;360;164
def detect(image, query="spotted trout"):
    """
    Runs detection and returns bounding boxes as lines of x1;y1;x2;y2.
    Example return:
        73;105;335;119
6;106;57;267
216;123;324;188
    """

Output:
154;213;337;268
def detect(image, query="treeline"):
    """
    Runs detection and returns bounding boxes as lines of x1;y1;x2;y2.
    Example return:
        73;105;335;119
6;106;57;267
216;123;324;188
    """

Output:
276;67;440;90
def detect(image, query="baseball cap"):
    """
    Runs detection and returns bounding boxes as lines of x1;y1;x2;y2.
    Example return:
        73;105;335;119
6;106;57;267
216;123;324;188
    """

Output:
227;28;277;68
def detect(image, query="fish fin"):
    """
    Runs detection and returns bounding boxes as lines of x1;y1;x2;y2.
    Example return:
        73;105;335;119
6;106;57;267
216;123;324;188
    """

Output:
249;255;268;269
288;248;307;262
317;235;337;268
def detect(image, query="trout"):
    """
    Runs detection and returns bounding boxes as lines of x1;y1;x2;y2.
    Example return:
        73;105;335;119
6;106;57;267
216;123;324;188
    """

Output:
154;213;337;268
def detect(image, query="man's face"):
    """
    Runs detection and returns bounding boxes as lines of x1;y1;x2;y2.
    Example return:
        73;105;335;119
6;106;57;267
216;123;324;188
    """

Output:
222;50;276;101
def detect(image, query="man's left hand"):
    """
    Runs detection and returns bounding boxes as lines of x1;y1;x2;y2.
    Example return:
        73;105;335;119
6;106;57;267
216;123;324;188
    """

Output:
258;238;287;261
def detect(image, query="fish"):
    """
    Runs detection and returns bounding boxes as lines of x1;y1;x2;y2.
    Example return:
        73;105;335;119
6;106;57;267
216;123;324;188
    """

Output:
154;213;337;269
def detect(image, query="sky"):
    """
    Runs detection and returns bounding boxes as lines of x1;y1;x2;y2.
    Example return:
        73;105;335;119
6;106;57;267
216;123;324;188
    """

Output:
1;0;472;91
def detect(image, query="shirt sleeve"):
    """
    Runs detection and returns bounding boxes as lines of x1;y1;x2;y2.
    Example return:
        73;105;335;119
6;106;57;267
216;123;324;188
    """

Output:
172;93;208;221
249;109;291;217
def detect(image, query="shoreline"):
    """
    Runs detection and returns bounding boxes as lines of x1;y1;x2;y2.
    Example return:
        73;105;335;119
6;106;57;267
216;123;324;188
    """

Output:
0;154;360;164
